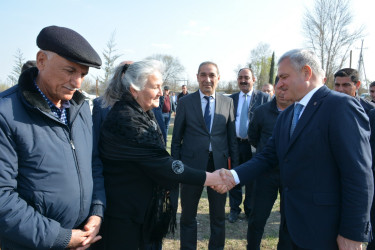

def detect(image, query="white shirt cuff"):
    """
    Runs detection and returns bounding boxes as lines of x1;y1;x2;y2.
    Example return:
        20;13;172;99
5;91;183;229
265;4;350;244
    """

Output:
230;169;240;185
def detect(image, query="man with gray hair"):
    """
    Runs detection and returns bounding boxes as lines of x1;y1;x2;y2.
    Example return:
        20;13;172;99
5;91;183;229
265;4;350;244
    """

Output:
261;83;274;98
218;49;373;249
0;26;105;249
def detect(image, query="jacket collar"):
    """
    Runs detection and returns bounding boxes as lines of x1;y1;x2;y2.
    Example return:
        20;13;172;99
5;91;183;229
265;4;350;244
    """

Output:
287;85;330;148
18;67;86;113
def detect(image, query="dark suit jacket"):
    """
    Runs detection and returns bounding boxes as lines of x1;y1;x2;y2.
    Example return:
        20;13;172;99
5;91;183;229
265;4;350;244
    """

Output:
248;97;280;154
357;97;375;169
230;90;270;131
235;86;373;248
357;96;375;116
171;90;239;170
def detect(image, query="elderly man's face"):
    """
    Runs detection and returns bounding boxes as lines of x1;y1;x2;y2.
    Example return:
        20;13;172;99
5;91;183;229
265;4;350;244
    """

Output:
262;84;274;97
237;69;254;94
277;58;309;102
197;64;220;96
135;72;163;111
334;76;360;97
36;51;88;107
275;84;293;109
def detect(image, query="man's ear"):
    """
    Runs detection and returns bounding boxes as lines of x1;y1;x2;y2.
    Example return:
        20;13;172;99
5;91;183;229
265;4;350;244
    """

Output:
302;65;313;81
36;51;47;71
355;80;361;90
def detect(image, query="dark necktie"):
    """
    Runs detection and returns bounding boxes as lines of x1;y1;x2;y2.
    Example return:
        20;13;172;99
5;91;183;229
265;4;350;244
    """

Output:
204;96;212;132
290;103;304;137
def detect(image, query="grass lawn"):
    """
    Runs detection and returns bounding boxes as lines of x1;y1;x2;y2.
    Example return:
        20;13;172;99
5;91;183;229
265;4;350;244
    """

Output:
163;117;281;249
162;188;281;249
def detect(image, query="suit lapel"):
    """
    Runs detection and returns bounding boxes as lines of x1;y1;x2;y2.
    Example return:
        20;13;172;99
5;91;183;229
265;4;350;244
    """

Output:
212;93;222;131
192;91;210;133
248;90;259;119
233;92;239;117
249;91;258;111
287;86;330;149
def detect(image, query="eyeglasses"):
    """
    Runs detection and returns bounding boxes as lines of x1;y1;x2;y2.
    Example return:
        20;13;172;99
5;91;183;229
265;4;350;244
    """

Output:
238;76;251;80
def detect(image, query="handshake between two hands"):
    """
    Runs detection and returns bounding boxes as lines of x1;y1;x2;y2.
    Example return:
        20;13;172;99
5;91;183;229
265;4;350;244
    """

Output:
204;168;236;194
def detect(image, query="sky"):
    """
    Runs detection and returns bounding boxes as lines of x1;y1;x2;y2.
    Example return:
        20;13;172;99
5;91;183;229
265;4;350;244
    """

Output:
0;0;373;88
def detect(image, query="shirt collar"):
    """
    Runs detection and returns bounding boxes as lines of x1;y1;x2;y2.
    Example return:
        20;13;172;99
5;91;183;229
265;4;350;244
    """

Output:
199;89;215;100
296;85;323;107
241;89;253;98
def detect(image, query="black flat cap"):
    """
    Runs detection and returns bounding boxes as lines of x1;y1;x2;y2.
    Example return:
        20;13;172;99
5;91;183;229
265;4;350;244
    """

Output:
37;25;102;69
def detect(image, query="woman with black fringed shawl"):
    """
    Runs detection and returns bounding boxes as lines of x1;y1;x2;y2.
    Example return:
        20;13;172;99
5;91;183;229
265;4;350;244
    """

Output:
97;60;233;249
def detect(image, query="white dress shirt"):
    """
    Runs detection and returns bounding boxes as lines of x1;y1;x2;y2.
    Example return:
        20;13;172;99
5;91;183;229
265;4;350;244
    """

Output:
199;90;215;151
235;90;253;139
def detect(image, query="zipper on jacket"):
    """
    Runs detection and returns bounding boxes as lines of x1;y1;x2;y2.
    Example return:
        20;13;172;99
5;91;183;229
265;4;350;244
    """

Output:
36;100;87;225
68;131;85;225
67;101;86;225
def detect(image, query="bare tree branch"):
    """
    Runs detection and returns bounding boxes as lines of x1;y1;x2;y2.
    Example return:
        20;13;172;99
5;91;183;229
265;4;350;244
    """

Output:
146;54;185;91
302;0;364;88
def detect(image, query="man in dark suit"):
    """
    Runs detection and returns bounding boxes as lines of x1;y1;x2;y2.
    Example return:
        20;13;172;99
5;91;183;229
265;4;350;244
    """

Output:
218;49;373;249
334;68;375;115
171;61;239;250
333;68;375;249
247;78;293;249
228;68;270;223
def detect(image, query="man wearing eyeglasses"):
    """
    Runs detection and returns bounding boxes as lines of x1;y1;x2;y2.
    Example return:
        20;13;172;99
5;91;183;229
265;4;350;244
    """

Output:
228;68;270;223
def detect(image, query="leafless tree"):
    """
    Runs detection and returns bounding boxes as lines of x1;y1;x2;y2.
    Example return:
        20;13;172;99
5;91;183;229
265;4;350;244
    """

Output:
146;54;185;91
233;64;243;77
80;78;96;95
302;0;364;88
7;49;25;86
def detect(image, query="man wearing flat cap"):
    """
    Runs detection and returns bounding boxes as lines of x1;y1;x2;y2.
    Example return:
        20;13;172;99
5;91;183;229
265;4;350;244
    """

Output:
0;25;105;249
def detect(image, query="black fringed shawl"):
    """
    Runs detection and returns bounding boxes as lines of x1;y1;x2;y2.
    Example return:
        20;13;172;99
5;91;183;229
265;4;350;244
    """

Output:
100;91;176;243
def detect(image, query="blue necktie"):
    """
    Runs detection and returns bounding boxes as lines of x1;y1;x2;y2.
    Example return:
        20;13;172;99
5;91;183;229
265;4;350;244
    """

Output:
290;103;304;137
239;94;248;138
204;96;212;132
